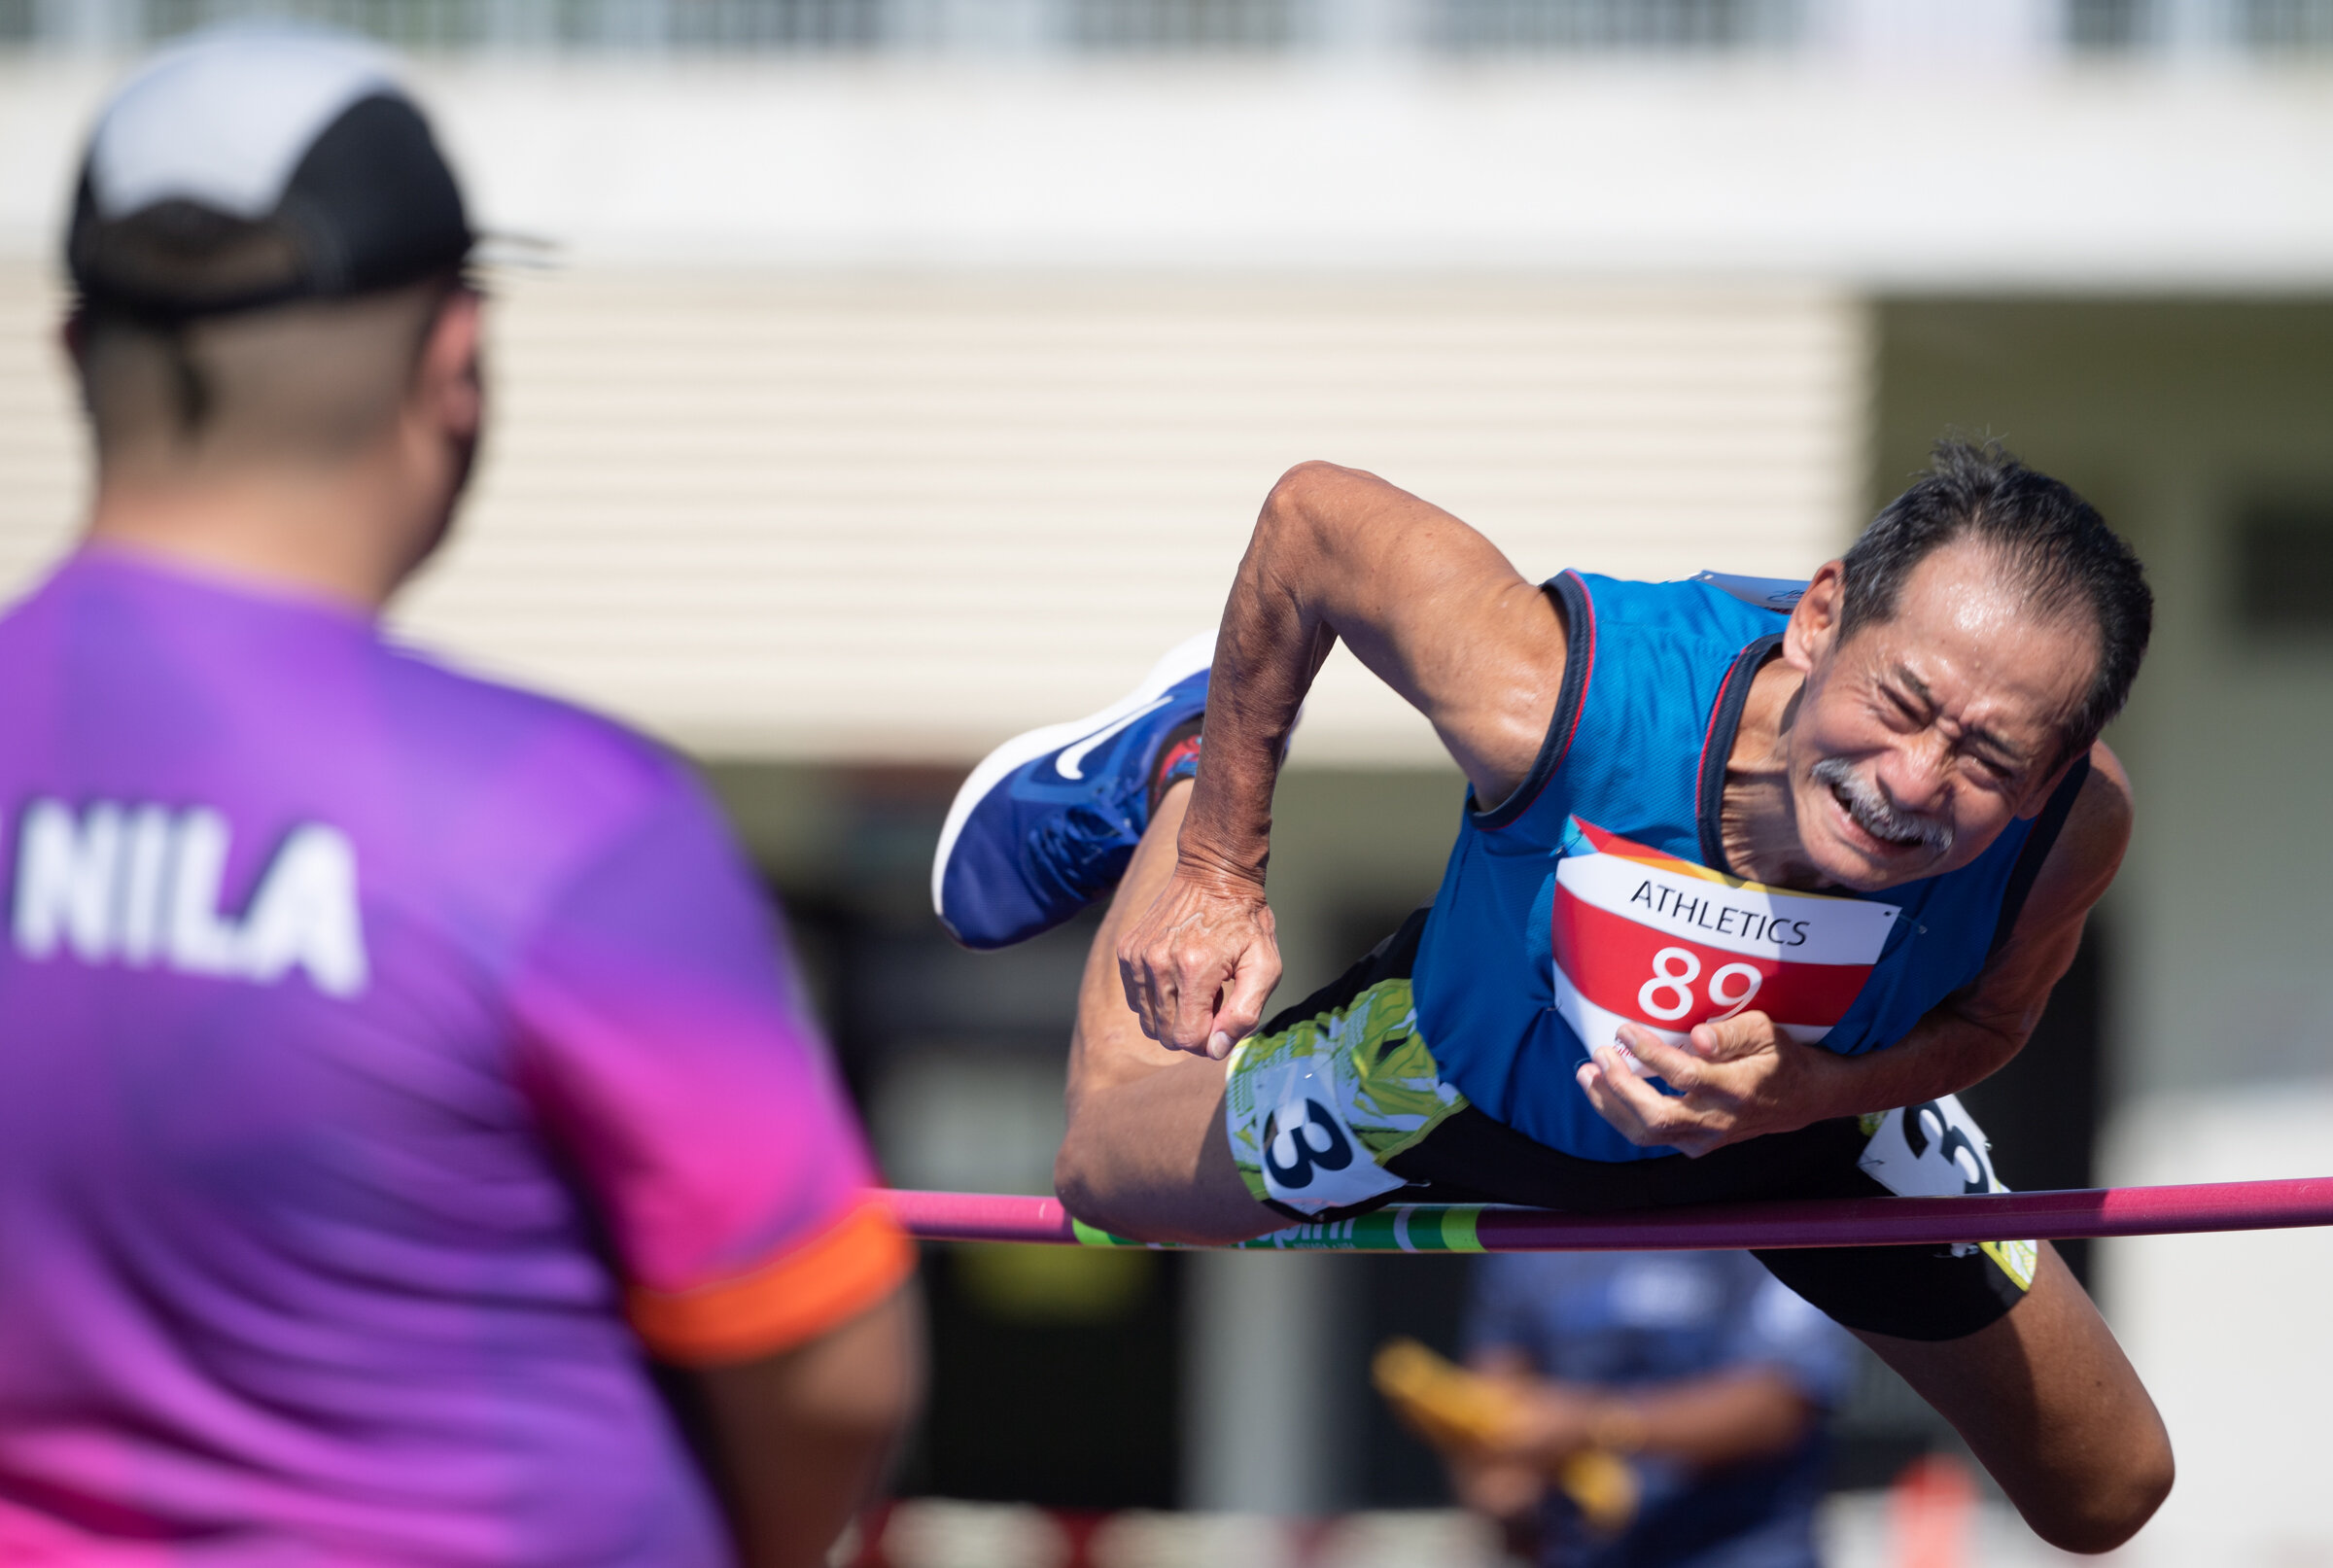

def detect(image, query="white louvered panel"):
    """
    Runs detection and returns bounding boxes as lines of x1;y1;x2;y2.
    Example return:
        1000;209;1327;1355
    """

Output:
0;267;81;597
0;265;1866;763
408;273;1865;761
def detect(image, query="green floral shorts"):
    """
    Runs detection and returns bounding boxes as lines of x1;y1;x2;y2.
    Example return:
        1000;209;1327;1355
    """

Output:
1223;949;1470;1220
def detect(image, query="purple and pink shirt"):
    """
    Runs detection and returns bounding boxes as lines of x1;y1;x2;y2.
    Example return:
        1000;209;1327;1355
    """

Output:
0;550;911;1566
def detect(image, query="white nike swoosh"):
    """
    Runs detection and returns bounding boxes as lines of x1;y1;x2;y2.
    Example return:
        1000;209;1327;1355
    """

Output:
1056;696;1173;781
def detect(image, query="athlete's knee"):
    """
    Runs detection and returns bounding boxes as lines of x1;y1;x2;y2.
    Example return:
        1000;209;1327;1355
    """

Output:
1055;1102;1268;1248
1052;1121;1113;1227
1051;1145;1163;1246
1053;1101;1149;1238
2021;1417;2174;1554
2080;1422;2173;1553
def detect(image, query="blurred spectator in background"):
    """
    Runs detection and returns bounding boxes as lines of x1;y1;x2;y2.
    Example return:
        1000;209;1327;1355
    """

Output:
1445;1251;1853;1568
0;27;918;1567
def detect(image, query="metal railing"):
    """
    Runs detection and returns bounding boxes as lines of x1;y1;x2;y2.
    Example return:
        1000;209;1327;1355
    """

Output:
1430;0;1798;51
75;2;892;49
9;0;2333;54
2063;0;2333;52
2243;0;2333;48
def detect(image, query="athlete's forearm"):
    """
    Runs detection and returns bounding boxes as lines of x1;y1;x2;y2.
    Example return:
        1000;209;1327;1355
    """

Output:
1128;464;1560;1056
1598;986;2048;1157
1803;1009;2026;1122
1807;900;2090;1121
1807;761;2128;1122
1176;462;1563;885
1173;578;1332;894
1174;467;1361;889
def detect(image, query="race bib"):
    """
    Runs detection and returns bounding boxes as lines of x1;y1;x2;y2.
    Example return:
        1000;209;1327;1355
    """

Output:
1258;1097;1395;1211
1551;819;1898;1056
1857;1097;2038;1289
1235;1050;1410;1215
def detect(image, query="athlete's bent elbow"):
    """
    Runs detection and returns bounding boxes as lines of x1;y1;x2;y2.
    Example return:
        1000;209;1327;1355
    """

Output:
1265;459;1348;507
1255;461;1355;553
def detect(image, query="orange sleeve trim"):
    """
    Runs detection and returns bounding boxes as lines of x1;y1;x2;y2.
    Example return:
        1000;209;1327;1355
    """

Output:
626;1197;915;1367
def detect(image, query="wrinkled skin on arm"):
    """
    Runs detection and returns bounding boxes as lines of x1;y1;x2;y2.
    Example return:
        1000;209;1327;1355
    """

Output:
1115;462;1566;1058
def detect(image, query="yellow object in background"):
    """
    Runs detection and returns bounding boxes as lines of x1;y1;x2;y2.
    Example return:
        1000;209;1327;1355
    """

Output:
953;1242;1156;1323
1372;1338;1641;1535
1552;1447;1641;1537
1372;1337;1526;1446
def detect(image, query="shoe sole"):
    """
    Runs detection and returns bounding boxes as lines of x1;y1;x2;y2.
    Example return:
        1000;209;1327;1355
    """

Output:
931;629;1217;922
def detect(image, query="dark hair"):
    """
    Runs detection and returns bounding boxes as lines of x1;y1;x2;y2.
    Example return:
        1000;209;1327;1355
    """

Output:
1841;439;2152;758
73;274;461;462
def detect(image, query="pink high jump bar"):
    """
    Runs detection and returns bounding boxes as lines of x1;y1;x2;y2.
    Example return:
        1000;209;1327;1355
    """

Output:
880;1178;2333;1252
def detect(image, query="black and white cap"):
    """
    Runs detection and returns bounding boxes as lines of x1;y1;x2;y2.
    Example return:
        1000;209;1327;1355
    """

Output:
68;27;472;320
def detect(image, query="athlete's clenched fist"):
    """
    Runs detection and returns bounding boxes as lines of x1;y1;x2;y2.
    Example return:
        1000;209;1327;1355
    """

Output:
1116;865;1282;1059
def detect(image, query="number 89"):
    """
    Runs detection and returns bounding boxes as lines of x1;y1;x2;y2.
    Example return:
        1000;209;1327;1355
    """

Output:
1637;947;1764;1024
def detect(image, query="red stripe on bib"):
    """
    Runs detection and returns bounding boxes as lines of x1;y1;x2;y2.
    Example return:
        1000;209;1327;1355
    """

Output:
1553;887;1874;1034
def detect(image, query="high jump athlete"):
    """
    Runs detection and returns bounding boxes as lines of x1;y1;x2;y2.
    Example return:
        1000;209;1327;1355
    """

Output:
935;444;2172;1552
0;30;916;1567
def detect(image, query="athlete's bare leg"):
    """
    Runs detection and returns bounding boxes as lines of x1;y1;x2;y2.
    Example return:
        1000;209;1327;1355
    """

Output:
1054;781;1284;1244
1857;1242;2173;1553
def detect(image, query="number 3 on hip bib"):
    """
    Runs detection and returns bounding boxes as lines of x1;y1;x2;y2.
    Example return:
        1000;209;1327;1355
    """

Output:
1857;1095;2003;1197
1551;819;1899;1055
1856;1096;2037;1289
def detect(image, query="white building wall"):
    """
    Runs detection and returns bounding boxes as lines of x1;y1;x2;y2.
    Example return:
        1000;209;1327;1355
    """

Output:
0;271;76;596
0;262;1863;762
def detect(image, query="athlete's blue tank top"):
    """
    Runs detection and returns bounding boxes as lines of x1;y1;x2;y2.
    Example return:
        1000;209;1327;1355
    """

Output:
1410;571;2086;1165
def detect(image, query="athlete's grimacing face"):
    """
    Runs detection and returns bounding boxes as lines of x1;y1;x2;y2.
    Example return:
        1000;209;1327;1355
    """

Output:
1780;543;2097;893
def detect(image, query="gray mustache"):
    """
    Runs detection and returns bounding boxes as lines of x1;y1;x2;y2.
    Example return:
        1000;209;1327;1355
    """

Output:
1810;757;1955;854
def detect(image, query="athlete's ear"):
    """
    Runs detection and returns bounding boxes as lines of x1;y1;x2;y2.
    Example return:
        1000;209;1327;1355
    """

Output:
1782;559;1848;675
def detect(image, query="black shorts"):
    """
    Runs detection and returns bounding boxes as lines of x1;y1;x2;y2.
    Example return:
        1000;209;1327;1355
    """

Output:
1220;909;2035;1342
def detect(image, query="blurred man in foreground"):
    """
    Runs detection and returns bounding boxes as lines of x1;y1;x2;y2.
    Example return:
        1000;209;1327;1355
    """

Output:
0;30;918;1566
935;444;2172;1551
1423;1251;1853;1568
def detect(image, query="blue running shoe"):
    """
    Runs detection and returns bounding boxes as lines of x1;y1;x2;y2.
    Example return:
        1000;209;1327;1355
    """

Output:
934;631;1214;950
